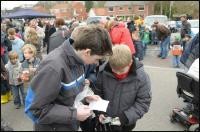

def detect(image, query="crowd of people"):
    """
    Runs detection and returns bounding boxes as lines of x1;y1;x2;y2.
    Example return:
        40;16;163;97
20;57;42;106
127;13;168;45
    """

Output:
1;13;199;131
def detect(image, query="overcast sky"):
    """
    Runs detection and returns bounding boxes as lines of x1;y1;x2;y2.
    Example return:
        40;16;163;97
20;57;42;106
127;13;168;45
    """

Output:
1;1;38;10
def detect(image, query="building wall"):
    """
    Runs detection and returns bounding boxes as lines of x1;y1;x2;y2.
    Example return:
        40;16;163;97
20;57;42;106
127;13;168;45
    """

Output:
106;4;154;19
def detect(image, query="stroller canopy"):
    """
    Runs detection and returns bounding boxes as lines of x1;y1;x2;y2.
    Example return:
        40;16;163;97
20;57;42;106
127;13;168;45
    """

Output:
2;9;55;19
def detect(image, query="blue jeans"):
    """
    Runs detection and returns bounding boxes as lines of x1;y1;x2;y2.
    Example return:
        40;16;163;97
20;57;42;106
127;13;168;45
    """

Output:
134;41;144;60
151;31;159;45
159;36;170;58
142;42;148;56
172;55;181;67
11;84;25;106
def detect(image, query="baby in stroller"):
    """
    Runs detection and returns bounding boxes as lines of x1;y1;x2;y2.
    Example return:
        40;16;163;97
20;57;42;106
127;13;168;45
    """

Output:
171;70;199;131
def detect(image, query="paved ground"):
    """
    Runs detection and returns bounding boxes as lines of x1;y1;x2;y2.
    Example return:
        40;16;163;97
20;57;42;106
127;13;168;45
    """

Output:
1;35;188;131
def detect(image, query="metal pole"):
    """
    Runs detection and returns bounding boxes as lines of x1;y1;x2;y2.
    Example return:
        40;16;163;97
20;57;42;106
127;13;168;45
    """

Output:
169;1;172;20
160;1;163;15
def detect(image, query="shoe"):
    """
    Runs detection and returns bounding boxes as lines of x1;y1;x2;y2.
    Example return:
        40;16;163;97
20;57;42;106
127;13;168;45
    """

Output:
161;57;166;59
15;104;21;109
1;95;8;104
157;54;161;58
7;91;13;101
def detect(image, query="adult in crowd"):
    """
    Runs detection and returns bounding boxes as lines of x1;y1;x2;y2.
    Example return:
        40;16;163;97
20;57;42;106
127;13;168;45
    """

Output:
25;25;113;131
1;24;12;64
48;18;71;53
152;23;171;59
180;14;191;51
126;17;135;35
105;20;136;55
180;33;199;70
24;19;45;59
24;28;42;60
43;20;56;52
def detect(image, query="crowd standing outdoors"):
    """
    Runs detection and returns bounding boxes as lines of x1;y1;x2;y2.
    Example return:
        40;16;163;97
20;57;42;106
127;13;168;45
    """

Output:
1;13;199;131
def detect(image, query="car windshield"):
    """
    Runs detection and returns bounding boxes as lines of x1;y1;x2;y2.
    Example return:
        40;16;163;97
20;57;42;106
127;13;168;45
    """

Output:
145;17;168;26
188;20;199;28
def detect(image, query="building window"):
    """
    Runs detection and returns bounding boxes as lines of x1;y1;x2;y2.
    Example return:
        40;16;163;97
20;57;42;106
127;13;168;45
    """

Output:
128;7;132;11
108;7;113;12
138;5;144;11
119;7;123;11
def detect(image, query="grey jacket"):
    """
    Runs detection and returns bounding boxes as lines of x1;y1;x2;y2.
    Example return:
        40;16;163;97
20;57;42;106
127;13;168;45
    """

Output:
95;58;152;126
48;29;70;54
5;61;23;86
181;20;191;38
25;39;85;131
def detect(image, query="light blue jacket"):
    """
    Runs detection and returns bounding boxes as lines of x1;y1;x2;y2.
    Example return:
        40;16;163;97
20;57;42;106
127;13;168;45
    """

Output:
11;38;24;62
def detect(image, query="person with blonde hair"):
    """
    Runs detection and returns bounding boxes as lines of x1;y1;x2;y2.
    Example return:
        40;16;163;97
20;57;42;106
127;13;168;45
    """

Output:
25;27;43;60
94;44;151;131
21;44;40;84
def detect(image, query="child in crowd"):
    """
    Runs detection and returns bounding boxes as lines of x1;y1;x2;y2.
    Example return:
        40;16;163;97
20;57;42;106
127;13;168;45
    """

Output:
94;44;151;131
7;28;24;62
170;36;183;68
5;51;25;109
21;44;40;87
141;27;151;57
132;26;143;61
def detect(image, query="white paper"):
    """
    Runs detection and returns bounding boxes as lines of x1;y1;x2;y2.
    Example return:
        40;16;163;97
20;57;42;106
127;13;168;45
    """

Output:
89;99;109;112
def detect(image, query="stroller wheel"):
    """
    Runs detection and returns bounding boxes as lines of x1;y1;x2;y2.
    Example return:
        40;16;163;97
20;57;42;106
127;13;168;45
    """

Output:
170;113;177;123
189;124;199;131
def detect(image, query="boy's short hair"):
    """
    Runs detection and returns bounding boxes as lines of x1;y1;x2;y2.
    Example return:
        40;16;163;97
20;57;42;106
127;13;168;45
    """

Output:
22;44;37;57
8;51;18;60
7;28;16;35
55;18;65;27
109;44;132;69
73;25;113;56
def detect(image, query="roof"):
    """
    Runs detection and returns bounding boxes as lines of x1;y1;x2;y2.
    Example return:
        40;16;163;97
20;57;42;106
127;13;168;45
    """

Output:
104;1;148;7
2;9;55;19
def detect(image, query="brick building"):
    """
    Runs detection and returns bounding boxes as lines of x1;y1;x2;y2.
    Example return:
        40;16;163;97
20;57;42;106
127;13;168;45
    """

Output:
103;1;154;20
50;2;87;20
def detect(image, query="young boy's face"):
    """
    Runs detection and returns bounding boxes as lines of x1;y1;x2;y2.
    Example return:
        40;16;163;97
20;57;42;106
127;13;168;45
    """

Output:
111;61;132;75
10;57;18;65
81;49;104;65
8;34;15;40
23;48;34;60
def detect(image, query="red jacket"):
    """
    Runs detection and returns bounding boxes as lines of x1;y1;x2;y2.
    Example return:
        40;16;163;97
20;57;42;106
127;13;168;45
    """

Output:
109;23;135;55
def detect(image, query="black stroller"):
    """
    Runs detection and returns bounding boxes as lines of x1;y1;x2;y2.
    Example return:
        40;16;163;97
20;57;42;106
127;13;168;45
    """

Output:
170;72;199;131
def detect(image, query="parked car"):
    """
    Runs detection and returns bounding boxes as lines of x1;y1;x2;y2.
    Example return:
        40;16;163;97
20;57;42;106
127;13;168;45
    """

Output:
188;19;199;38
144;15;168;30
86;16;109;25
